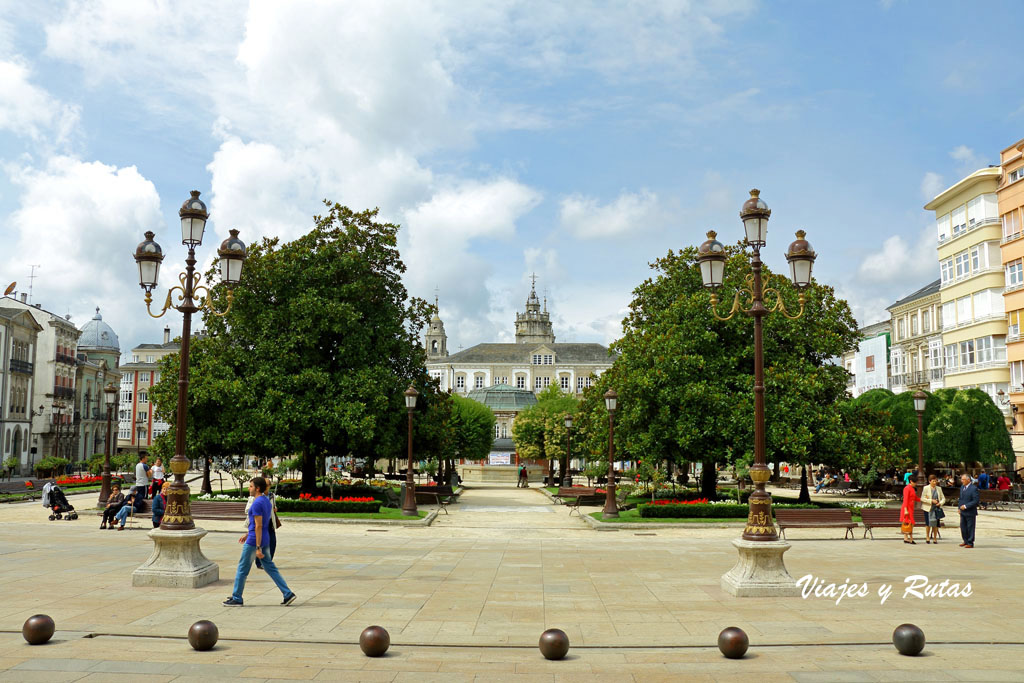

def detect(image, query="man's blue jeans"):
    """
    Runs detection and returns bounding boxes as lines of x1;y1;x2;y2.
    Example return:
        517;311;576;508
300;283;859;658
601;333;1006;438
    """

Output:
231;543;291;602
114;505;132;526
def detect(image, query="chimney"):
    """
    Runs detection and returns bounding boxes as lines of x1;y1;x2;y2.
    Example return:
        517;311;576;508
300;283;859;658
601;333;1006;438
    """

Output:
20;293;27;303
163;326;170;344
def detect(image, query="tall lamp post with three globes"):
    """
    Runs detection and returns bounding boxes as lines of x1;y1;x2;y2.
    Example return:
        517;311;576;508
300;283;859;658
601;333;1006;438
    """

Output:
129;190;246;588
696;189;817;597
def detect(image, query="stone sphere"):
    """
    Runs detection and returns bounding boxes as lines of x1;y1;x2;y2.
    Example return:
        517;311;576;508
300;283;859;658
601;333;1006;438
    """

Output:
188;620;219;651
538;628;570;660
717;626;749;659
22;615;55;645
359;625;390;657
892;623;925;656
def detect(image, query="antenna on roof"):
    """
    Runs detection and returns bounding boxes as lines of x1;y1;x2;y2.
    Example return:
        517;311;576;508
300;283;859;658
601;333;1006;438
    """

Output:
27;265;40;304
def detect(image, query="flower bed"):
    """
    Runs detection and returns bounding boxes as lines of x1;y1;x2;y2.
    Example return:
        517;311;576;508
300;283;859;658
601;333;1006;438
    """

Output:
639;502;819;518
298;493;376;503
275;482;394;504
275;498;381;514
56;475;124;488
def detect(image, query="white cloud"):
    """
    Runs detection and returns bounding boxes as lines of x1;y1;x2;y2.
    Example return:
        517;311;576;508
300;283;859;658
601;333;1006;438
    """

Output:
0;58;79;147
949;144;987;174
1;155;164;348
560;189;664;239
920;171;944;201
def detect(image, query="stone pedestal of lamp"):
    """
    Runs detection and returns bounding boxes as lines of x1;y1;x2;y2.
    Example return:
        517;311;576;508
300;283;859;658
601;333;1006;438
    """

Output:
132;459;218;588
720;469;799;597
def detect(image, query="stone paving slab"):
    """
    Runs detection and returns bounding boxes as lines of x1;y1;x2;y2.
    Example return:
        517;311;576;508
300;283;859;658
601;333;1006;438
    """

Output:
2;483;1023;679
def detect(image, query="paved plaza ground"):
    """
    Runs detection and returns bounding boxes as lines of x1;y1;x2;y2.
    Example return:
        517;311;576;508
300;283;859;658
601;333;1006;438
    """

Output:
1;482;1023;681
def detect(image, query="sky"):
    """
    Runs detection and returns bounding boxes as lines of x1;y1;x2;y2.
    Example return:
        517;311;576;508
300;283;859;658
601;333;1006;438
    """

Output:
1;0;1023;357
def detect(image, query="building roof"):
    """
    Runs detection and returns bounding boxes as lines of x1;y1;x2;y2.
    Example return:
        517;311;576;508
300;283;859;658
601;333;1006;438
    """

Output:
78;307;120;351
490;437;515;452
923;167;1000;210
0;306;45;330
441;342;616;365
467;383;540;412
886;279;941;311
134;342;180;351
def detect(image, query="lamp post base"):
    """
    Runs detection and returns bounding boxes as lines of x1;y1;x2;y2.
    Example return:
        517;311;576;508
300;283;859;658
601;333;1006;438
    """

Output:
132;527;219;588
720;538;799;597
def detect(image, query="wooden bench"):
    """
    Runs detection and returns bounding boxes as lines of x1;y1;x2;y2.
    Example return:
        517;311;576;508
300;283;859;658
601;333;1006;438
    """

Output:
861;508;940;539
776;508;858;539
979;489;1021;511
552;486;597;503
189;501;248;520
411;485;460;513
567;493;606;516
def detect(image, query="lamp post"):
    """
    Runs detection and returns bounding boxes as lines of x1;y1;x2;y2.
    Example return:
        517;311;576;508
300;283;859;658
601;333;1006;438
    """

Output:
129;190;245;589
99;385;118;503
402;386;419;516
563;413;573;487
913;390;927;477
133;191;246;530
602;389;618;518
52;400;66;460
698;189;817;597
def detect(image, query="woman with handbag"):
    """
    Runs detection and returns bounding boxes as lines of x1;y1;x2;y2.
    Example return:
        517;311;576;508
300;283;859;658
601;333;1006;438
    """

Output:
921;474;946;544
901;475;922;544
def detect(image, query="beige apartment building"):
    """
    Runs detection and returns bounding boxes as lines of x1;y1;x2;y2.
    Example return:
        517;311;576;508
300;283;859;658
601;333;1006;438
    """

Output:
926;167;1009;408
887;279;943;393
117;327;179;455
1000;139;1024;422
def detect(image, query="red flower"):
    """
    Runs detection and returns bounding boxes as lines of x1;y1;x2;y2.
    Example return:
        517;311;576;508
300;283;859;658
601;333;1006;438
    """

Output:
650;498;709;506
25;482;33;488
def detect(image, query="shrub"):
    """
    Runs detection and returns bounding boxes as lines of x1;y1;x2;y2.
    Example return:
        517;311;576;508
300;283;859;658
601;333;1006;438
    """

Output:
34;457;70;477
638;502;820;518
3;456;18;471
275;498;381;514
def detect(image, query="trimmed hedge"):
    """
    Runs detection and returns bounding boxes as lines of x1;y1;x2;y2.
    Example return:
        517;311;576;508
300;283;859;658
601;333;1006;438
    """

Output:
274;498;381;514
275;482;394;505
639;502;820;518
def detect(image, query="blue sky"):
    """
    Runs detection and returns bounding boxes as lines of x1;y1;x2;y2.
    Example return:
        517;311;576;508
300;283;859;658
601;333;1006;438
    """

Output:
1;0;1022;355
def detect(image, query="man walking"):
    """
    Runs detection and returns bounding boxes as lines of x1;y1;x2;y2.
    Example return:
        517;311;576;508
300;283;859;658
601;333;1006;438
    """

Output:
224;476;296;607
958;473;979;548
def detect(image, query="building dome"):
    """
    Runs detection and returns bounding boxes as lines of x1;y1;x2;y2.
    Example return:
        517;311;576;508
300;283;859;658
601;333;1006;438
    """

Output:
466;383;538;412
78;307;120;351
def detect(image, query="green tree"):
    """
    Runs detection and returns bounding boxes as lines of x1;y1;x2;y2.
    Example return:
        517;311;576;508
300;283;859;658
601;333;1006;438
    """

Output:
572;244;859;499
156;203;432;493
511;385;576;482
449;393;496;463
925;388;1013;469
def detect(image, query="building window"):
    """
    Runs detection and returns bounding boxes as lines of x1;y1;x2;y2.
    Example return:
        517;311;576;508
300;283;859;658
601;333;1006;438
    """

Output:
951;204;966;235
954;251;970;278
1011;360;1024;388
456;375;465;389
516;376;525;389
865;356;875;372
976;336;993;364
139;371;151;383
532;354;542;364
542;377;551;387
936;214;950;242
956;296;971;325
959;340;975;367
922;310;930;333
137;411;148;422
940;258;953;284
543;354;553;364
970;245;982;272
495;424;500;439
1010;168;1024;183
560;376;570;390
944;344;957;370
911;314;918;336
1007;260;1023;288
897;320;905;339
1010;311;1021;339
535;376;542;389
138;392;148;403
475;375;484;389
1004;210;1020;240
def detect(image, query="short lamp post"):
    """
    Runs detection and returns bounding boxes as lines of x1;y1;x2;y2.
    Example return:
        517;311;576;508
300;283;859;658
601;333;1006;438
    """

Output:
98;385;118;504
402;386;419;516
563;413;573;487
129;190;245;589
698;189;817;597
602;389;618;518
913;390;927;477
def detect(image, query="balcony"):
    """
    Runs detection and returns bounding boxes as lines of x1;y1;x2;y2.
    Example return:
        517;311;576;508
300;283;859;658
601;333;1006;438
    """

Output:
938;217;1000;247
9;359;33;375
52;386;75;400
944;359;1008;377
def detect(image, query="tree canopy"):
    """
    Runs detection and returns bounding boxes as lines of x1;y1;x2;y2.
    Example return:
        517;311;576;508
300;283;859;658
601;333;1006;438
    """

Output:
511;385;577;476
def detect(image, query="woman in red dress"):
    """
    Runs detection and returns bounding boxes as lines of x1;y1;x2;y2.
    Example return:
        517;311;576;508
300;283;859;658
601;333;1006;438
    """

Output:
901;475;922;544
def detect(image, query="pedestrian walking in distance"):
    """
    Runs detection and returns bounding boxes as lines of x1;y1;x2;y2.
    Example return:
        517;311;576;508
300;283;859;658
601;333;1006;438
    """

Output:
223;476;296;606
958;473;979;549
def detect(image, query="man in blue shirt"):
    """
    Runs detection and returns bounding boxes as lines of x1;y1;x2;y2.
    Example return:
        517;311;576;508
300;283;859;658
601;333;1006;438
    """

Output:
977;470;989;490
223;476;296;606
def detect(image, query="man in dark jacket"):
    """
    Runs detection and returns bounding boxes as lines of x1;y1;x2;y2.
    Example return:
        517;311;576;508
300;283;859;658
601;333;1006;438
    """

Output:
958;473;979;548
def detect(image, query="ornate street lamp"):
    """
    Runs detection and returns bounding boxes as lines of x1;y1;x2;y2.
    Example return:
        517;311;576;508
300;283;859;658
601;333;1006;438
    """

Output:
563;413;573;487
98;384;118;504
402;386;419;516
698;189;817;597
913;390;927;477
602;389;618;518
130;190;244;589
52;400;66;460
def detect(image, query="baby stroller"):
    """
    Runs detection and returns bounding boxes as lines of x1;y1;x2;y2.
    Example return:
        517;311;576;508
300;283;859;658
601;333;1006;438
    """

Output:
45;483;78;521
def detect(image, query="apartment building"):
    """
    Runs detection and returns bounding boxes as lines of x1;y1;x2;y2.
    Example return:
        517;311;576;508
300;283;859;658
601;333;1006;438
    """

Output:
926;167;1009;405
999;138;1024;426
841;320;892;397
887;279;943;393
117;327;178;455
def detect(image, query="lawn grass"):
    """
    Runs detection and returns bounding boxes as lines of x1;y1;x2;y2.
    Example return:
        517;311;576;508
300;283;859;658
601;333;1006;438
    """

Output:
278;508;427;520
